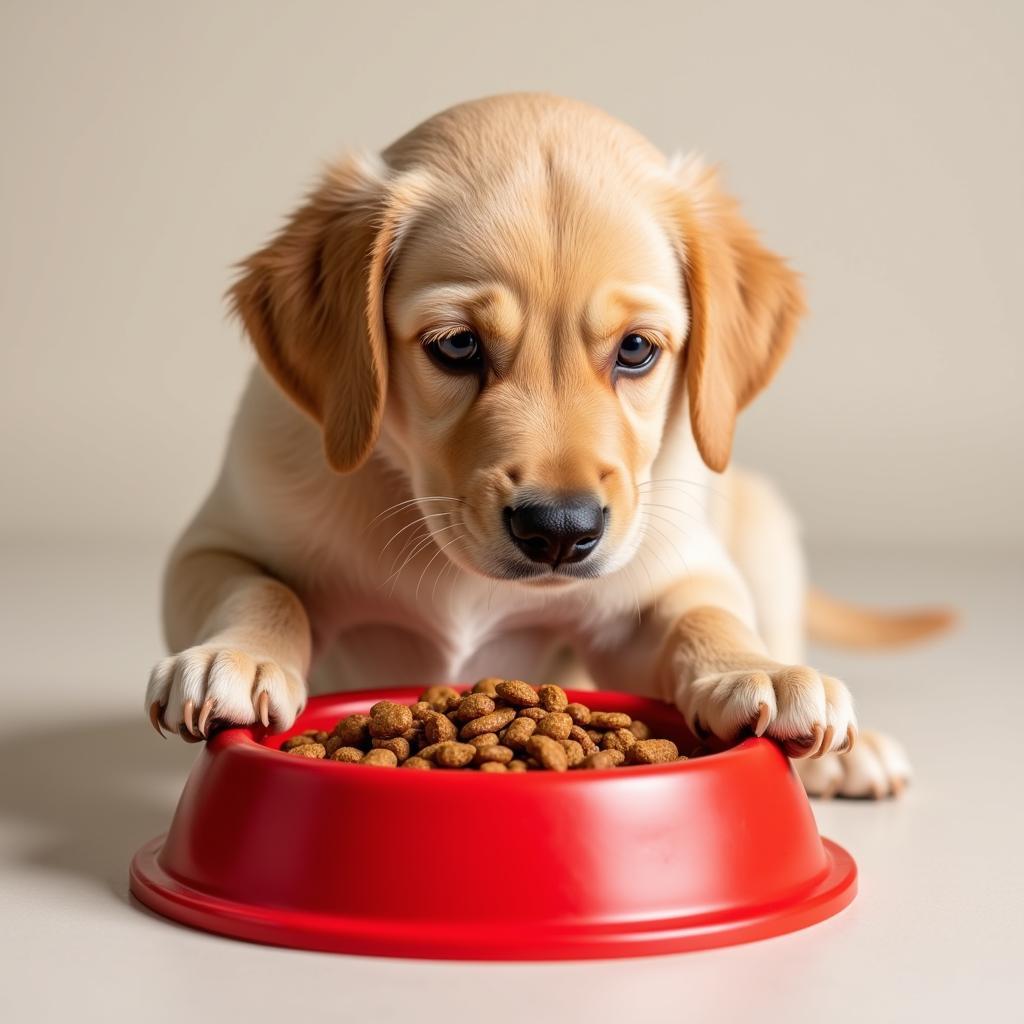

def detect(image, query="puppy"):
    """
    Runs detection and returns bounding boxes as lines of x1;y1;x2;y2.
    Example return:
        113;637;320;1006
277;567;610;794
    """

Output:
147;94;950;797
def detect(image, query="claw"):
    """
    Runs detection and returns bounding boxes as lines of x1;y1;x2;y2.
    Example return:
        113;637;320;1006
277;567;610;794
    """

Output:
183;698;196;736
256;691;270;728
753;702;771;737
890;776;907;798
838;723;858;754
784;724;824;759
149;702;166;738
813;725;834;759
178;724;203;743
198;698;214;738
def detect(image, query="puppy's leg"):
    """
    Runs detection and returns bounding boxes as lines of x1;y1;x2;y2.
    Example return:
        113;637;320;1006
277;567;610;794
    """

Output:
719;472;914;797
584;575;855;759
664;604;856;758
146;548;311;739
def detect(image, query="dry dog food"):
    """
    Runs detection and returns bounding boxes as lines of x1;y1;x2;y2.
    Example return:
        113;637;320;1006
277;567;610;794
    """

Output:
281;681;686;772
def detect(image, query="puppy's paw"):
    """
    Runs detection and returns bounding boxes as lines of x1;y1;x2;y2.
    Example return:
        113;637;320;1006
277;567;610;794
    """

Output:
146;644;306;740
676;664;856;759
794;729;911;798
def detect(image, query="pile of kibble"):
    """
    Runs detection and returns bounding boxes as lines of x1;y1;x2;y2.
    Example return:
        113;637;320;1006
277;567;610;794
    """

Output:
279;679;684;772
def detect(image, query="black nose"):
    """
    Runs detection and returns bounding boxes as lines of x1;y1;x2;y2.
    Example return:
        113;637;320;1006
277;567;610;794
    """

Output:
505;496;607;567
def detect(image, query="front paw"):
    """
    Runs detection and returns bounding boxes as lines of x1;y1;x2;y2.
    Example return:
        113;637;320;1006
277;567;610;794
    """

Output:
676;664;856;758
145;644;306;740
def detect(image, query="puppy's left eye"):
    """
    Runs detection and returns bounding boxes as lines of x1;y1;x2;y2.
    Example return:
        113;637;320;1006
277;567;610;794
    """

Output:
616;333;657;372
425;330;483;372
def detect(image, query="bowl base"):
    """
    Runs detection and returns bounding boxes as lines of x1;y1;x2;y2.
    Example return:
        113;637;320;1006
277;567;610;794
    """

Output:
130;834;856;960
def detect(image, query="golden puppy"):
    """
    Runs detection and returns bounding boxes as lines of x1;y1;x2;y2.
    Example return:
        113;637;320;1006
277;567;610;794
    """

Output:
148;94;950;796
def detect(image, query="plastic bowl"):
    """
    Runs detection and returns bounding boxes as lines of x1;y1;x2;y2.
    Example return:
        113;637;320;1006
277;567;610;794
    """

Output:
130;687;856;959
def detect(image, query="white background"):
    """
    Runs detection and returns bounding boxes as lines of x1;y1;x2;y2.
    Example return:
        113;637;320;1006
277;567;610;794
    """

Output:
2;0;1021;550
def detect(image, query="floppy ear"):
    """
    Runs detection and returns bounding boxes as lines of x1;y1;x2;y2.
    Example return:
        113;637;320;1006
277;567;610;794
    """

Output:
670;159;806;472
229;154;429;472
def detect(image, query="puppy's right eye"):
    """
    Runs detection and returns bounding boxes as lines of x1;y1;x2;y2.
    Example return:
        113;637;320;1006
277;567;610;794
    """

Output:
424;330;483;372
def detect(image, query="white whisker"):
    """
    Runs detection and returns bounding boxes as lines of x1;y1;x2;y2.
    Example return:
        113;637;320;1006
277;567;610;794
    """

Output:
416;533;465;604
378;511;457;560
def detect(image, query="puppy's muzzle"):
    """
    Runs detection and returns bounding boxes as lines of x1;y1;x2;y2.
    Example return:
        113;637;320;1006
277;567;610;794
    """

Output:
505;495;607;567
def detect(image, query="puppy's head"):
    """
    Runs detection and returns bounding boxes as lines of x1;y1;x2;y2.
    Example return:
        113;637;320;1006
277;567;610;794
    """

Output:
231;95;803;586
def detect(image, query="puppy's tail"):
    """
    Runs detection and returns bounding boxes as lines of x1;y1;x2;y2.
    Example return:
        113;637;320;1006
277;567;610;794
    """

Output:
806;586;957;650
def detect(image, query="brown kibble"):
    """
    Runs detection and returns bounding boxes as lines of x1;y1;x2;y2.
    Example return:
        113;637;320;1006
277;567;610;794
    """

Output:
569;725;599;754
590;711;632;730
474;743;514;766
360;747;398;767
472;677;502;697
534;712;572;741
560;738;585;767
411;701;433;721
495;680;540;707
372;736;411;762
369;701;414;739
580;750;620;770
503;716;537;750
537;684;569;712
527;734;568;771
330;746;364;763
420;685;461;711
423;710;458;744
434;742;477;768
601;728;637;753
455;693;496;721
402;756;433;770
518;707;548;721
565;703;591;725
299;691;687;773
288;741;326;759
281;734;316;751
332;713;370;746
627;739;680;764
459;707;516;740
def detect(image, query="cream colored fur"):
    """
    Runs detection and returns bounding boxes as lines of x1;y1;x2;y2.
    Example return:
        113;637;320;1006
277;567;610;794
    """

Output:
147;94;921;797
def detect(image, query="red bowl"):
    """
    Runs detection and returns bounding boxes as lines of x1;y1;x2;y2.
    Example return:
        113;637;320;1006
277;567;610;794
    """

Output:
130;687;855;959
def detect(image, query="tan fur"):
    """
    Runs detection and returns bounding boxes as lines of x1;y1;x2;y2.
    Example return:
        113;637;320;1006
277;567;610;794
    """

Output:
806;586;956;649
148;94;946;794
671;157;806;471
229;156;434;472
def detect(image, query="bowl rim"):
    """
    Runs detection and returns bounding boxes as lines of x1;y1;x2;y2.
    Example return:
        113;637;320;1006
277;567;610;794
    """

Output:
211;686;775;784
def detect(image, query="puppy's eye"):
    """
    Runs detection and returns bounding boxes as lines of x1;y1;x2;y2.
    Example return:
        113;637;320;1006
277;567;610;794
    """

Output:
616;333;657;372
425;330;483;372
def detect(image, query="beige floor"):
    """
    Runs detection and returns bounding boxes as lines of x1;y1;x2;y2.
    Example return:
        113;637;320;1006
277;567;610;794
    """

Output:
1;538;1020;1021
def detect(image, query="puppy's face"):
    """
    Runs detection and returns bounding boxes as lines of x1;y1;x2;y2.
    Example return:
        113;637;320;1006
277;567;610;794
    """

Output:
382;172;687;584
231;96;803;589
